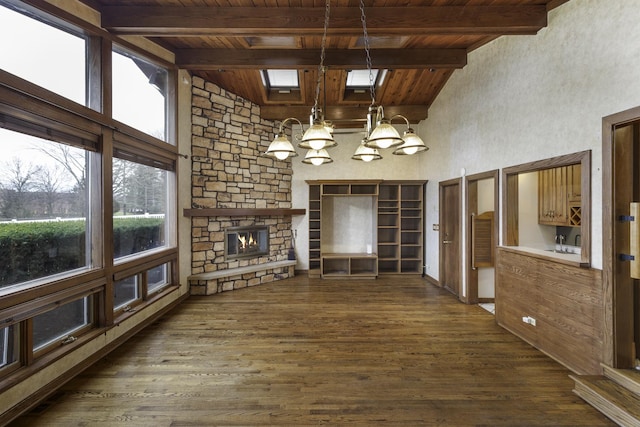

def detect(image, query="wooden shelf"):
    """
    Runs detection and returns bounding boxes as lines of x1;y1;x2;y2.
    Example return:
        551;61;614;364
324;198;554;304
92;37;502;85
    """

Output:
307;180;425;279
322;253;378;278
184;208;306;217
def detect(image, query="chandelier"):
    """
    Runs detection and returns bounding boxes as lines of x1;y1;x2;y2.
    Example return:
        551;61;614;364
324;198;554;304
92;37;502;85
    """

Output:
353;0;427;161
264;0;336;165
264;0;428;165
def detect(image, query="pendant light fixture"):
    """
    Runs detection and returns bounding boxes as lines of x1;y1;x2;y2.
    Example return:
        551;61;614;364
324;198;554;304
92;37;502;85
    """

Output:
352;139;382;162
264;0;335;164
356;0;403;155
390;114;429;155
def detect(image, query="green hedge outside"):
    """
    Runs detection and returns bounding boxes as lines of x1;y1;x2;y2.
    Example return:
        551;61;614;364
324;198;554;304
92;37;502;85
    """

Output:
0;218;164;288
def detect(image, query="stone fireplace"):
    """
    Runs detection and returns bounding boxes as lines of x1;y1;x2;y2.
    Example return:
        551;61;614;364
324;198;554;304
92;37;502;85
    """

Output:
188;76;297;295
225;225;269;261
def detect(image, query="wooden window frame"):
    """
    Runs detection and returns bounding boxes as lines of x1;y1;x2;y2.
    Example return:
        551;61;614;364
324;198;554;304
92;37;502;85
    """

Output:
502;150;591;265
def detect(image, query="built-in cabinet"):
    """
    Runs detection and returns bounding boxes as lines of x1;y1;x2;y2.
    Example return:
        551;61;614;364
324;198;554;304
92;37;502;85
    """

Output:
307;180;425;279
538;164;581;226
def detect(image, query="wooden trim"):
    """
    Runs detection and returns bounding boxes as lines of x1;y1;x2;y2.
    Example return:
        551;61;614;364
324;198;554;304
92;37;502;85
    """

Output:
183;208;305;217
439;177;462;298
113;248;178;281
176;48;467;70
601;105;640;368
465;169;500;305
502;150;591;264
101;6;547;37
0;279;105;327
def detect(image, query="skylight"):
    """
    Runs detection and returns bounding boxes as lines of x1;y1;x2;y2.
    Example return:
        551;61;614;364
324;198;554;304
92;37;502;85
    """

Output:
261;70;299;89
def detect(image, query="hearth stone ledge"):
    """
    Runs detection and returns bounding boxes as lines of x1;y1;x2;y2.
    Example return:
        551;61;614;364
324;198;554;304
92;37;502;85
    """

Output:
189;260;296;295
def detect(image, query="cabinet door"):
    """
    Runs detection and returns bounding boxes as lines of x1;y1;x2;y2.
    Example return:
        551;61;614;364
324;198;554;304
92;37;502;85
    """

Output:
538;166;573;226
538;169;556;225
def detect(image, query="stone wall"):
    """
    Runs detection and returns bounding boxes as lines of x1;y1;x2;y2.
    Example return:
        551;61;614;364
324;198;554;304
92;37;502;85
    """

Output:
189;76;295;294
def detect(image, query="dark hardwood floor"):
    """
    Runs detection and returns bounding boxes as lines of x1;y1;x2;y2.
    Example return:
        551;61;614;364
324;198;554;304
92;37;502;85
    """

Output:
10;276;613;426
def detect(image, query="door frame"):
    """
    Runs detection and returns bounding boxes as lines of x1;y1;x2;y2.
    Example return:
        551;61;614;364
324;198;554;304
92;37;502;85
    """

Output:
439;178;462;298
602;105;640;368
465;170;500;305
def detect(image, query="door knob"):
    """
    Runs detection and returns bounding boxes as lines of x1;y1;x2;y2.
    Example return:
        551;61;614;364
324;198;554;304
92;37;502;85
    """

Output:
443;240;453;244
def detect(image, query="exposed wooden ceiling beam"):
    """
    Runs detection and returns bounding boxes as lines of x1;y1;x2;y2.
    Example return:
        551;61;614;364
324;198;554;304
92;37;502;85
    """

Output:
261;105;428;126
176;48;467;70
101;6;547;37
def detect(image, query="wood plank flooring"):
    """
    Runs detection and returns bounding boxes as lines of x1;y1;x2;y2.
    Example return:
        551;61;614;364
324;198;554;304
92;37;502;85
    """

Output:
10;276;614;426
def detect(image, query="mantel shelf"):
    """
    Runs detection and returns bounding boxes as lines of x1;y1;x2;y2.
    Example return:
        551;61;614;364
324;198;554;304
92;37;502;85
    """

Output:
183;208;306;217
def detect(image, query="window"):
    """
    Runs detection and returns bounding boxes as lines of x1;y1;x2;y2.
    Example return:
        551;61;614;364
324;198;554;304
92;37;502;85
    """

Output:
114;275;138;310
346;69;387;89
502;151;591;265
147;263;170;294
0;128;93;292
33;296;92;352
113;158;171;259
112;46;168;141
0;1;178;387
0;325;17;371
0;4;86;105
261;69;299;90
343;69;387;102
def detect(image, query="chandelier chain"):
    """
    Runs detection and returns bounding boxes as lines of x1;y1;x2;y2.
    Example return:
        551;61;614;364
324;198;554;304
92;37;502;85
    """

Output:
359;0;376;106
313;0;331;110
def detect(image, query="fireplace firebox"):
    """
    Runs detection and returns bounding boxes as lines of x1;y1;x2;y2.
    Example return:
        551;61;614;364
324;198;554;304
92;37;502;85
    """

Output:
225;226;269;261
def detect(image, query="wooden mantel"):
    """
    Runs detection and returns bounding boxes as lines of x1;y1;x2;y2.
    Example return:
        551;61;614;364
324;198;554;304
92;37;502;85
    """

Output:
183;208;306;217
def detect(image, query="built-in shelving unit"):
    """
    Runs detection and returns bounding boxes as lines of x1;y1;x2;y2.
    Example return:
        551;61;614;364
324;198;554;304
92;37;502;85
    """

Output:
307;180;425;279
377;182;425;275
308;184;322;278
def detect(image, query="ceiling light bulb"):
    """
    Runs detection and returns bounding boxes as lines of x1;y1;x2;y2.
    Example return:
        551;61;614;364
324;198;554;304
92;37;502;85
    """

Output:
402;146;419;155
361;154;374;162
309;139;326;150
310;157;325;166
274;151;290;160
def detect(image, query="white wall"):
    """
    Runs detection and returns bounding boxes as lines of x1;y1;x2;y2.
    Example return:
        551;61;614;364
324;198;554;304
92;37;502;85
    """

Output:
419;0;640;288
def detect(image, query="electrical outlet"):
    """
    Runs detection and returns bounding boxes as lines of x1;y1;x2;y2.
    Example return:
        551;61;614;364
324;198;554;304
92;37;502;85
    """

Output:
433;224;440;231
529;317;536;326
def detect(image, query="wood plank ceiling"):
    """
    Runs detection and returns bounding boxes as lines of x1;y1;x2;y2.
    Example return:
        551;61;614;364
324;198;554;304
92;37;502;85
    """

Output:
88;0;570;128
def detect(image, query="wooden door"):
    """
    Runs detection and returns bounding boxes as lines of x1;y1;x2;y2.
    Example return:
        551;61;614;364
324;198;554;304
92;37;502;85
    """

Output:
612;122;640;367
466;171;499;305
439;179;461;297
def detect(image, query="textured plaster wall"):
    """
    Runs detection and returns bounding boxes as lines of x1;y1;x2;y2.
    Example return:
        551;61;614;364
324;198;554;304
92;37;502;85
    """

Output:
418;0;640;284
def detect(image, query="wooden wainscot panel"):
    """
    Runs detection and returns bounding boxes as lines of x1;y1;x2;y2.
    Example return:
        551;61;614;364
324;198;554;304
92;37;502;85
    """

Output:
496;248;603;374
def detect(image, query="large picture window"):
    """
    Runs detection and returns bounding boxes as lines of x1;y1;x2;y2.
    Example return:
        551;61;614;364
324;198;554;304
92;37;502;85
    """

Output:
0;3;86;105
112;46;168;141
0;0;178;396
113;158;170;259
0;128;92;292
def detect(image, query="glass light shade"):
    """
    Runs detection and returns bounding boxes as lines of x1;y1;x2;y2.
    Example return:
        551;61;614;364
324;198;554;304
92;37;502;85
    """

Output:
352;142;382;162
323;120;334;135
365;120;403;149
265;134;298;160
393;129;429;155
298;123;337;150
302;148;333;165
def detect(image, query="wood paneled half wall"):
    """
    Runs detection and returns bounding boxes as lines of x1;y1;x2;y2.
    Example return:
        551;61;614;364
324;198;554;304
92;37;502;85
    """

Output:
496;247;604;375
